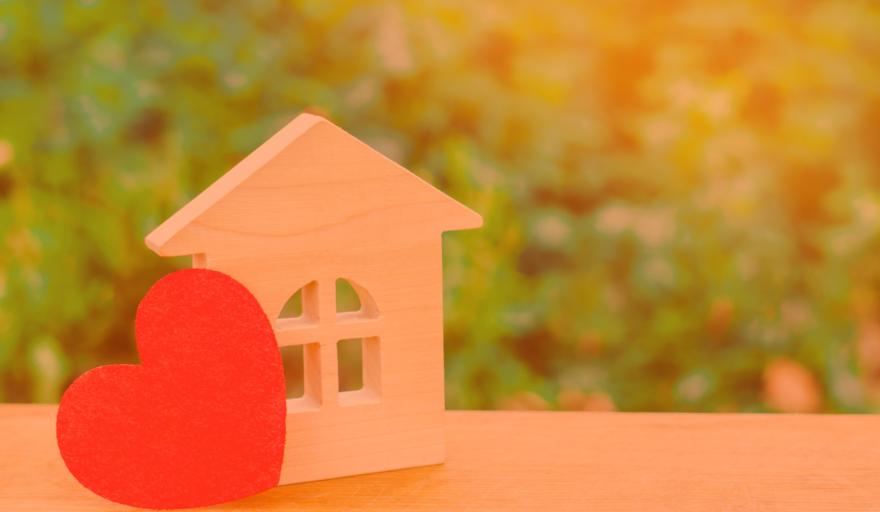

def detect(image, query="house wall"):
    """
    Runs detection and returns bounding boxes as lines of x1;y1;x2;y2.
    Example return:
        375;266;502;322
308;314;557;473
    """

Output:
200;225;447;485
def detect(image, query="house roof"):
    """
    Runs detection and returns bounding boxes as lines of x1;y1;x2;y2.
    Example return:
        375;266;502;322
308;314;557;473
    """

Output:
145;114;482;256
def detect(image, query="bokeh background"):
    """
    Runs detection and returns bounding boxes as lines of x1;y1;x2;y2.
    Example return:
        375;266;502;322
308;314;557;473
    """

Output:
2;0;880;413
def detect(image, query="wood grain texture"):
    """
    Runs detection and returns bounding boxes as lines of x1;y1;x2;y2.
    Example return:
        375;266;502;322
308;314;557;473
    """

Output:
3;405;880;511
143;114;482;485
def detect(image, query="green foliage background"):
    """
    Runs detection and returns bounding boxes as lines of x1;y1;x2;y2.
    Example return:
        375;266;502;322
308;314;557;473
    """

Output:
2;0;880;412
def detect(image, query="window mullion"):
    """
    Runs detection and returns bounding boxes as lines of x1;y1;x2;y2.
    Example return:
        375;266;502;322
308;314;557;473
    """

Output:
275;325;320;347
318;334;339;406
317;278;337;325
332;318;381;340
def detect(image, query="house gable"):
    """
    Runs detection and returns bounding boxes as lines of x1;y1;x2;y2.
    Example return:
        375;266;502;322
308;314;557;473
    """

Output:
146;114;482;257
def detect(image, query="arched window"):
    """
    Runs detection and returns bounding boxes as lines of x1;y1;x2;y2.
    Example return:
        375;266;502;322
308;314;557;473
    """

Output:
276;278;381;412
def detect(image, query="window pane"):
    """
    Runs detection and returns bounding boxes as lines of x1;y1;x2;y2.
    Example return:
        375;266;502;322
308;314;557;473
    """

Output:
278;281;318;325
337;338;363;392
279;289;303;319
336;279;362;313
279;345;304;399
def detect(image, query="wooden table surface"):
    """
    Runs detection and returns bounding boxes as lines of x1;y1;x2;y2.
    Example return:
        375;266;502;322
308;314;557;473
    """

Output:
2;404;879;511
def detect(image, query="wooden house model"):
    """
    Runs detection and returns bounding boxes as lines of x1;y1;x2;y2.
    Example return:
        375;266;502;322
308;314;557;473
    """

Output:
144;114;482;485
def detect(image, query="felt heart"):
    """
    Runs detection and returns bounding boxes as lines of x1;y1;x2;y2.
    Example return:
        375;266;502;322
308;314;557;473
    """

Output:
57;269;286;509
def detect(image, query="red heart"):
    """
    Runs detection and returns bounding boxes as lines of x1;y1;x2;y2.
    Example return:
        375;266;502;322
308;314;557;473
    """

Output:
57;269;286;509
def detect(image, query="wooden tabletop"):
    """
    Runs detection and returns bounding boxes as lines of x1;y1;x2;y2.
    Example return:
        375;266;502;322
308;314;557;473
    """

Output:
2;404;879;511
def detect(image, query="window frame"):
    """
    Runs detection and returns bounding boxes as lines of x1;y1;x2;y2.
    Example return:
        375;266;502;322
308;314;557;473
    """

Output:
275;279;381;412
